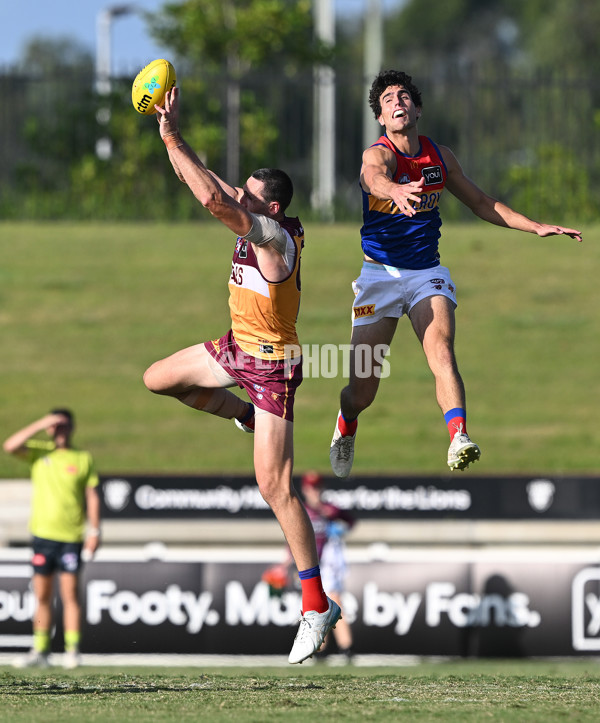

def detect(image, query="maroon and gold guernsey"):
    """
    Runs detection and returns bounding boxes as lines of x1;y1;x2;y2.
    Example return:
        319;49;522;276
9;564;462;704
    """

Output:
228;216;304;361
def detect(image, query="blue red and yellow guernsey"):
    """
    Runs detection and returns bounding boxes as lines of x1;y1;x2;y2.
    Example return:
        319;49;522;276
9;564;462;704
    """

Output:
361;134;448;269
228;216;304;361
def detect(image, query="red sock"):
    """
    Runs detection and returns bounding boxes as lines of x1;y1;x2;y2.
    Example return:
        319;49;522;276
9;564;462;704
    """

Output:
299;573;328;614
337;411;358;437
445;407;467;439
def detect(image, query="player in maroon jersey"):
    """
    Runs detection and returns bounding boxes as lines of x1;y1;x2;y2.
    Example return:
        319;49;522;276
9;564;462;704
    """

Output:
144;87;341;663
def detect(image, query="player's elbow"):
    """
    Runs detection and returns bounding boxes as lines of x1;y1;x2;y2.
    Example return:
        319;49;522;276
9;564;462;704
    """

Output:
470;192;498;221
2;440;19;455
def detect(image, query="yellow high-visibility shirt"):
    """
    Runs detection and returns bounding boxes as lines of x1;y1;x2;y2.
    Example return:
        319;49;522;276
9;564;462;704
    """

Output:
25;440;99;543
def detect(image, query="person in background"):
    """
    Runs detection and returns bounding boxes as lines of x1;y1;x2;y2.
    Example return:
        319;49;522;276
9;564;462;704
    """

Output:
3;409;101;669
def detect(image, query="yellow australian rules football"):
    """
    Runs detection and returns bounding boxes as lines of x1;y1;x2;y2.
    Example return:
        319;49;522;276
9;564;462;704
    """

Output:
132;58;177;115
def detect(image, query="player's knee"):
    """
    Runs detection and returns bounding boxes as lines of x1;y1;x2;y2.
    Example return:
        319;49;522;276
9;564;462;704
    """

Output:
143;364;163;393
256;479;277;508
256;475;288;511
427;342;457;376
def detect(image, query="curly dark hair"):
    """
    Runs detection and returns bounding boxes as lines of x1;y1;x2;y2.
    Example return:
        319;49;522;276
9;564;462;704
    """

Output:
251;168;294;212
368;70;423;119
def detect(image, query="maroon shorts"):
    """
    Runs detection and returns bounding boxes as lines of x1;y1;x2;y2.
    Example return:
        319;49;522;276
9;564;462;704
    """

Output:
205;330;303;421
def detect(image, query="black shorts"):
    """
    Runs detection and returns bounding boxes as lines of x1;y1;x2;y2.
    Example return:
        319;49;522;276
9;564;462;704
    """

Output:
31;536;83;575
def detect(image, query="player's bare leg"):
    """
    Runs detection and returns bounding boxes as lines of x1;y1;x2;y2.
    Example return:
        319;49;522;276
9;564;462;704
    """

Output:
59;572;80;635
143;344;251;422
330;317;397;477
32;573;53;634
14;573;53;668
340;317;398;419
253;412;317;571
409;295;464;411
409;295;480;469
60;572;82;668
253;412;341;663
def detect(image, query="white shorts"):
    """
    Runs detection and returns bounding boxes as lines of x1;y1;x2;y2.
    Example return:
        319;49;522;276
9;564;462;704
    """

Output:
351;262;457;326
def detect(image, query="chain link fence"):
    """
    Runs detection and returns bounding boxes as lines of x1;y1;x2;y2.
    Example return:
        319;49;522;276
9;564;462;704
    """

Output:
0;65;598;222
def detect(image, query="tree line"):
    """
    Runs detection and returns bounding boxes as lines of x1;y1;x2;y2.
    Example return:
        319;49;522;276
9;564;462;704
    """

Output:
0;0;598;222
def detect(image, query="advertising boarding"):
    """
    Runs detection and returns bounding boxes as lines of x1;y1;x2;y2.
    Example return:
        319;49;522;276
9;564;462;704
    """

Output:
2;551;600;657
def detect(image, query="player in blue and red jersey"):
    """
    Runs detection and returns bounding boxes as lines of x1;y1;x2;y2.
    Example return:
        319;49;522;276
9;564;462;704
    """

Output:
330;69;582;478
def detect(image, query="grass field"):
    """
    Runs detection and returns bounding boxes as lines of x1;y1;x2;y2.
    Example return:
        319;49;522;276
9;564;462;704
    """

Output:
2;660;600;722
0;221;598;478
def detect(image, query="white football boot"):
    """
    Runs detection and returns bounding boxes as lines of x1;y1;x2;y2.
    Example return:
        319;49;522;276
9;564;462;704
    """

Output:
12;650;50;669
288;597;342;664
447;431;481;471
329;411;356;478
62;650;81;669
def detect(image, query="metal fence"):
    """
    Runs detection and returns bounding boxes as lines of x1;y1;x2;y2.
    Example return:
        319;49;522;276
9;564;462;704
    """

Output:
0;65;598;222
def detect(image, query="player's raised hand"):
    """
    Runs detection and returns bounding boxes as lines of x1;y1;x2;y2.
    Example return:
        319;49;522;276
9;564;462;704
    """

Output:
390;176;425;217
535;224;582;242
44;412;71;429
155;87;180;138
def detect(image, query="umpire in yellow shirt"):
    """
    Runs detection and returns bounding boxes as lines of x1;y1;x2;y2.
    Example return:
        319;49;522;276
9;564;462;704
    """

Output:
3;409;101;668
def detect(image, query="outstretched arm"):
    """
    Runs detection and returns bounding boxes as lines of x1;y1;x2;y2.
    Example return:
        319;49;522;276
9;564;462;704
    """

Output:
3;413;68;456
441;146;582;242
155;88;253;237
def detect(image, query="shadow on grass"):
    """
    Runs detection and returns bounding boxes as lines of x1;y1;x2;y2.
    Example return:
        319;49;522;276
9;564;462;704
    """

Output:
1;675;326;696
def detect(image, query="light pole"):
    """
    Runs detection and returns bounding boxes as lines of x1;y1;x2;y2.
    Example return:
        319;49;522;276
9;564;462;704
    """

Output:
95;4;138;159
312;0;336;221
96;4;138;94
363;0;383;149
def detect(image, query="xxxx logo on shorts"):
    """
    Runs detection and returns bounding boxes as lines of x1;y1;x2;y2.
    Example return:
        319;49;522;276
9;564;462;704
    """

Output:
353;304;376;319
